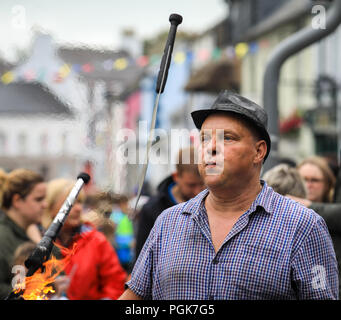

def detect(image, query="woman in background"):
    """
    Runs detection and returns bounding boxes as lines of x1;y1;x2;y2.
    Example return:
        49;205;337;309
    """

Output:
297;156;336;203
43;178;127;300
0;168;46;299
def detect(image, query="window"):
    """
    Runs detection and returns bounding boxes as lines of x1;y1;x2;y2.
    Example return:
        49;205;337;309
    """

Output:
61;132;68;154
18;132;27;155
40;132;48;154
0;132;6;154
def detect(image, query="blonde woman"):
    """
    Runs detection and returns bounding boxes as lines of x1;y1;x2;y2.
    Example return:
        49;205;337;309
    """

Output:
0;168;46;299
43;178;127;300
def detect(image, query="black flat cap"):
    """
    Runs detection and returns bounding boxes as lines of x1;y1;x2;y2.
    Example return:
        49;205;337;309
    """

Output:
191;90;271;161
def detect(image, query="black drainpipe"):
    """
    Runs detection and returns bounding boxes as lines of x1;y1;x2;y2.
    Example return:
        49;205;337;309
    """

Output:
263;0;341;172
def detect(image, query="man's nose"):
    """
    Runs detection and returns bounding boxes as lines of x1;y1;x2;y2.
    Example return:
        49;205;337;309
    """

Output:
208;142;217;156
207;133;223;156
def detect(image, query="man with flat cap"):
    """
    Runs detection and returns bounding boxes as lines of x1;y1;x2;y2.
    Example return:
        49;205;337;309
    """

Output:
120;91;338;300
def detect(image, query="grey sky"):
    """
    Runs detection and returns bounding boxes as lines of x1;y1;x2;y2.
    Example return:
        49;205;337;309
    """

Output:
0;0;227;62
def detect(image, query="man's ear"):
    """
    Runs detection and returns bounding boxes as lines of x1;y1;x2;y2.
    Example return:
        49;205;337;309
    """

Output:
253;140;267;164
172;172;178;183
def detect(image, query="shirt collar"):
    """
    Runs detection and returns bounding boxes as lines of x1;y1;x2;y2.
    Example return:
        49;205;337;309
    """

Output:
248;180;276;215
182;180;276;218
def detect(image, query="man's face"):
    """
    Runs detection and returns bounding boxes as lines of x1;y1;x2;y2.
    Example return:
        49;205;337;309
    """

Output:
173;171;205;201
198;113;265;190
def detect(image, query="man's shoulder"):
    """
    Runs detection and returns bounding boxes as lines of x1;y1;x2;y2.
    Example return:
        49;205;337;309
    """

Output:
268;189;324;232
159;201;189;218
154;190;207;227
273;190;318;215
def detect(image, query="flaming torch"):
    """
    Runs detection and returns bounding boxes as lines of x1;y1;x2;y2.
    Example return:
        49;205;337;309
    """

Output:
6;173;90;300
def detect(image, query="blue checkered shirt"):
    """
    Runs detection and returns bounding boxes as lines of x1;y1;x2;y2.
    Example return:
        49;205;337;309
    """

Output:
127;182;339;299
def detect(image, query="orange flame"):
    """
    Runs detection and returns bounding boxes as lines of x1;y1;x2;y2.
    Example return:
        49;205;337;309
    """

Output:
14;243;77;300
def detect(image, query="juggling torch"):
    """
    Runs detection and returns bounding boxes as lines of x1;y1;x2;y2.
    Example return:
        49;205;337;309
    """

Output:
6;172;90;300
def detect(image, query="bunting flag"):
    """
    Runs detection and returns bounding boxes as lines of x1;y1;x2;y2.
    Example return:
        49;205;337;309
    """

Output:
24;69;35;81
82;63;94;73
1;71;15;84
150;54;160;65
103;59;113;71
59;64;71;78
259;39;270;48
235;42;249;59
37;68;46;82
0;39;268;84
137;56;149;67
226;46;236;59
186;51;194;64
248;42;259;54
174;51;186;64
211;47;221;60
198;49;210;62
72;64;82;73
113;58;128;70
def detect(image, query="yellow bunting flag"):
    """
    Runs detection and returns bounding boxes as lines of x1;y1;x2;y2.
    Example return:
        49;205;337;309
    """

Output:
59;64;71;78
1;71;15;84
235;42;249;59
113;58;128;70
174;51;186;64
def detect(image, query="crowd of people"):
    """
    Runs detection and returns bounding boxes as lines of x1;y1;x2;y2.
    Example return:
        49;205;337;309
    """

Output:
0;170;129;300
0;90;340;300
0;146;205;300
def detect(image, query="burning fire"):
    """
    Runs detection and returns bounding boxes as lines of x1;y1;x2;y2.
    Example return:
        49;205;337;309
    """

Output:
13;243;77;300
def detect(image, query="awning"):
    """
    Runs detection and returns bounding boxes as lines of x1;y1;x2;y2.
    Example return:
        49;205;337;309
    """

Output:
185;58;240;93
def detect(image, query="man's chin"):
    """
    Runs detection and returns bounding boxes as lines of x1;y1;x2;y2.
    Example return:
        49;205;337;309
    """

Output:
204;166;224;176
203;175;224;189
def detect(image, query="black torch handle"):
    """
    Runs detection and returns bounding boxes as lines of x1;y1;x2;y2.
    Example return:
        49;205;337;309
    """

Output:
24;172;90;277
134;13;183;214
155;13;183;93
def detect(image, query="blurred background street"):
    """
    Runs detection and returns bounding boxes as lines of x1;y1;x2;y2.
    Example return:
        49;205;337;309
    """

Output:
1;0;340;196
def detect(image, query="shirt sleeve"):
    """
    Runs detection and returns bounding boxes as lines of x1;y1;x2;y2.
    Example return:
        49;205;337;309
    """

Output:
126;216;159;299
291;215;339;299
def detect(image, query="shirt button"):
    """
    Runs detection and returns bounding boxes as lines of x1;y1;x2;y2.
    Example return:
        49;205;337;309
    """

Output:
212;258;219;265
209;295;214;300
